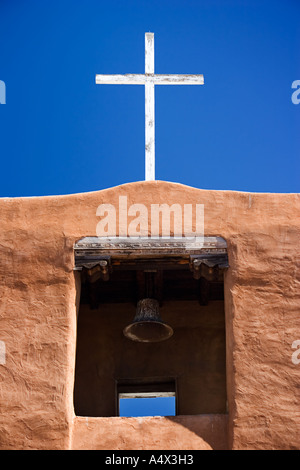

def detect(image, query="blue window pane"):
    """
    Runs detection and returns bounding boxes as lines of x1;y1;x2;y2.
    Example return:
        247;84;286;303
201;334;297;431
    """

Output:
119;396;176;417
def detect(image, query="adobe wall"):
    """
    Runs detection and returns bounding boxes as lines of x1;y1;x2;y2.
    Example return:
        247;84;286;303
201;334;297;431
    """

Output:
72;415;228;450
0;181;299;450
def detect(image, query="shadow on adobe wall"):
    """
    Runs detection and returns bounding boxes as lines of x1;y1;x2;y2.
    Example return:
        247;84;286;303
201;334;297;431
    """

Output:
165;414;228;450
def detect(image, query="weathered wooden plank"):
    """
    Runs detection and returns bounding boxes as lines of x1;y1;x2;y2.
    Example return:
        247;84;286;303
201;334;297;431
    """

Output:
95;74;147;85
95;74;204;85
75;236;227;251
145;33;154;74
145;32;155;181
74;237;228;268
145;80;155;181
152;74;204;85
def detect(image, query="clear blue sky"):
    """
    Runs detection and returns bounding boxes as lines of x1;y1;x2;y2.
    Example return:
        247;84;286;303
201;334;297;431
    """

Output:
0;0;299;197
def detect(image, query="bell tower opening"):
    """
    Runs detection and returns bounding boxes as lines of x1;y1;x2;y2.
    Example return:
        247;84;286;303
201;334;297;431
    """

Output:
73;237;228;418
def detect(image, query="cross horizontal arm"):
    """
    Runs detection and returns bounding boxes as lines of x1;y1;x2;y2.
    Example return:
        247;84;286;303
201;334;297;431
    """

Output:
95;74;204;85
153;74;204;85
96;74;147;85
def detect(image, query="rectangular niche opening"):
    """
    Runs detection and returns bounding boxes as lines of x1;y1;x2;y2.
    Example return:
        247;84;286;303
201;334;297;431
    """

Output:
73;237;228;418
118;381;176;417
117;380;176;417
119;394;176;418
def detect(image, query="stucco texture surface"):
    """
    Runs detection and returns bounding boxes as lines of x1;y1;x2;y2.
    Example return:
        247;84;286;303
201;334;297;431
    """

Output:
0;181;299;449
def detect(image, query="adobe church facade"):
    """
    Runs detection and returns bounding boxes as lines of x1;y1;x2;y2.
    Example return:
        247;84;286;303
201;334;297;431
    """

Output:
0;180;299;450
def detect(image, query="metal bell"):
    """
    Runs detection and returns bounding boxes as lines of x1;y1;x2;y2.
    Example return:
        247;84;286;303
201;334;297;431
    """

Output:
123;298;173;343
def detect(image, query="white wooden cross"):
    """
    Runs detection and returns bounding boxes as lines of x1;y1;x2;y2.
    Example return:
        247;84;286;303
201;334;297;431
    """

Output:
96;33;204;181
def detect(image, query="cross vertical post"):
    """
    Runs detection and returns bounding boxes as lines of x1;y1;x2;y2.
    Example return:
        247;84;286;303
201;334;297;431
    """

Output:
145;33;155;181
